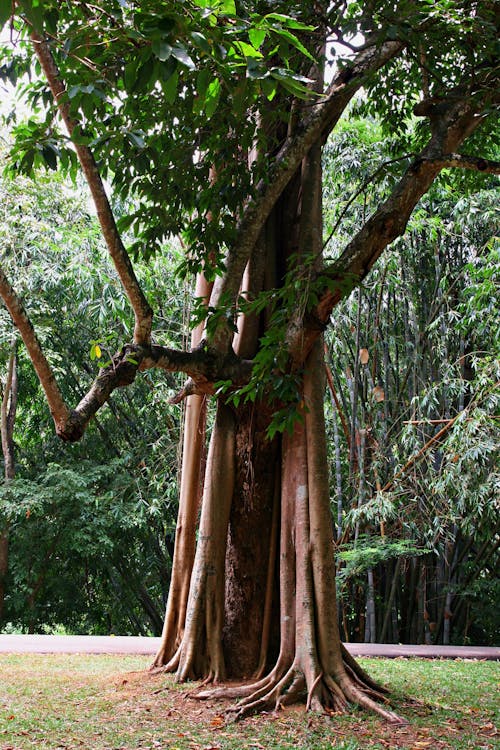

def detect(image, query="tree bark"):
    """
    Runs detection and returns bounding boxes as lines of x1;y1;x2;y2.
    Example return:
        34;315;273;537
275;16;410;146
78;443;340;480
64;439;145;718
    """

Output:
0;339;18;624
153;273;211;666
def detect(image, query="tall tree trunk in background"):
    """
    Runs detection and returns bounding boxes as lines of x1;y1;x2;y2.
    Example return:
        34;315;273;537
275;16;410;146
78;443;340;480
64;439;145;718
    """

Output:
0;339;18;624
154;272;211;666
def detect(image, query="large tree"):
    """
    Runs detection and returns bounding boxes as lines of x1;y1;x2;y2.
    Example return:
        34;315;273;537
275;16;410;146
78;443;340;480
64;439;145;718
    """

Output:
0;0;498;722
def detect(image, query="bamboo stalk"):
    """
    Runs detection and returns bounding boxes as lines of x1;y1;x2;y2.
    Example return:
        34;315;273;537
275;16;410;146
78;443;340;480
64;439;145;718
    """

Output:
382;410;465;493
403;417;499;424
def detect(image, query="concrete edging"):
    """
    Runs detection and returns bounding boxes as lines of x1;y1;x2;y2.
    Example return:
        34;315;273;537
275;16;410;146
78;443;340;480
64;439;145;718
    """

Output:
0;634;498;660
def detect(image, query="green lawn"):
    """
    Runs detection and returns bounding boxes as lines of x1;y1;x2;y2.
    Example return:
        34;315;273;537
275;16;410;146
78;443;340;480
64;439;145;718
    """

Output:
0;655;498;749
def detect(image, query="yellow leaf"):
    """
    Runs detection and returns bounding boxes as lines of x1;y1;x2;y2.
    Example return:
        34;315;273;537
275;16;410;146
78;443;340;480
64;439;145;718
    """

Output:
94;344;102;358
210;715;225;728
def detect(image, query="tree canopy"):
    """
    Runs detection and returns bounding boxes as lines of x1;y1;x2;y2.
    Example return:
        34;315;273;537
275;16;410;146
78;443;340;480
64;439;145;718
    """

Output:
1;0;497;437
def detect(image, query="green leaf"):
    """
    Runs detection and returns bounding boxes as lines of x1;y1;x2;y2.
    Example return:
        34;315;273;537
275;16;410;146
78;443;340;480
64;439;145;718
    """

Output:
133;55;155;92
171;45;196;70
41;145;57;170
19;0;44;31
248;27;267;50
163;70;178;103
273;27;316;63
159;57;177;82
196;68;211;99
219;0;236;13
234;40;263;59
191;31;211;54
0;0;12;29
152;39;172;62
204;77;221;117
123;59;138;92
263;13;315;31
270;68;314;99
261;78;277;100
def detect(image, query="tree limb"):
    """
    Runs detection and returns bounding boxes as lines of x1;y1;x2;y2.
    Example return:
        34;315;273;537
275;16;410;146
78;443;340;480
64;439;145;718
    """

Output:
63;341;254;440
0;265;70;433
0;260;256;440
422;153;500;174
30;31;153;346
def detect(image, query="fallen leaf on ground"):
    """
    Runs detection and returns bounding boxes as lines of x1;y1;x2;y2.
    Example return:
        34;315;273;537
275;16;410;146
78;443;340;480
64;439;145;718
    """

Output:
209;715;225;728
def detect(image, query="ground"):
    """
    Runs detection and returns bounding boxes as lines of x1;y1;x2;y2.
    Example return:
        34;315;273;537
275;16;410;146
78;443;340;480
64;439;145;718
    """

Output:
0;655;498;749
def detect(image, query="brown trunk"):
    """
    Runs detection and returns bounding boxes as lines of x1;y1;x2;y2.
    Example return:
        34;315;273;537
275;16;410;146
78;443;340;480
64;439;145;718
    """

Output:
185;142;403;722
153;273;211;666
151;103;406;721
195;340;401;722
175;400;236;681
0;340;18;623
224;225;279;677
223;401;279;677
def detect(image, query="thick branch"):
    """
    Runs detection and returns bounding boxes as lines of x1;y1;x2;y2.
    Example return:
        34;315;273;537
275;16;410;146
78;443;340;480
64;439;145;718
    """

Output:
0;265;70;433
208;38;404;349
422;153;500;174
0;260;254;440
30;31;153;346
60;342;253;441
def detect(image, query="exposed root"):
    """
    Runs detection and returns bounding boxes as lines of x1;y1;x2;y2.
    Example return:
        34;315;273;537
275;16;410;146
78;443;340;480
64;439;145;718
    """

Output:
191;658;405;725
231;665;299;718
343;682;408;725
343;661;389;702
323;673;349;711
276;672;306;710
306;671;324;711
340;643;389;694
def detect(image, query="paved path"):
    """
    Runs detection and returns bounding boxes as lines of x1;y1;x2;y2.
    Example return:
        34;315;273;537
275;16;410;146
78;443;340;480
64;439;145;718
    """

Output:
0;634;498;660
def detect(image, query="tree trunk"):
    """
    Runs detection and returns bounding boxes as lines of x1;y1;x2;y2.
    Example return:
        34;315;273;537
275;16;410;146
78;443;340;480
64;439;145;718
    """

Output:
153;272;211;666
223;401;279;677
152;139;403;723
0;340;18;624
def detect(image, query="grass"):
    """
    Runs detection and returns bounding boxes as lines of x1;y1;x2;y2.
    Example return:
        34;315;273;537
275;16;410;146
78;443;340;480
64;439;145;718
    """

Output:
0;655;498;749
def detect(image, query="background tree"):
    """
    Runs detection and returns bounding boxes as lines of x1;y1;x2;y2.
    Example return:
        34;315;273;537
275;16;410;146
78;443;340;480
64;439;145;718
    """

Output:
0;0;498;722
